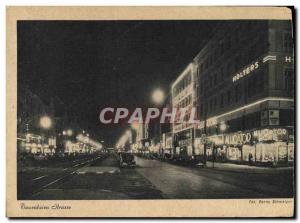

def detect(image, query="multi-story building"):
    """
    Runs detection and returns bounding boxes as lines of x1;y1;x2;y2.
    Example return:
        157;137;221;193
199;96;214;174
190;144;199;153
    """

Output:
171;63;197;159
17;86;57;154
192;20;294;165
135;122;150;151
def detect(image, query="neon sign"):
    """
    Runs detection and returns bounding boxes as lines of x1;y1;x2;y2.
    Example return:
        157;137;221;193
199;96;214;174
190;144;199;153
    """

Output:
232;61;259;83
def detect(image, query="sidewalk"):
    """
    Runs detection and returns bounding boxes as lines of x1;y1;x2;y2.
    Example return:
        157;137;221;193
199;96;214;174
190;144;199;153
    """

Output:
205;161;294;174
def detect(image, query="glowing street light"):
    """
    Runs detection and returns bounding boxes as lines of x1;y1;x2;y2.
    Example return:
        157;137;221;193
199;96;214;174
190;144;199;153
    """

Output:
152;89;165;105
67;129;73;136
219;122;227;132
39;116;52;130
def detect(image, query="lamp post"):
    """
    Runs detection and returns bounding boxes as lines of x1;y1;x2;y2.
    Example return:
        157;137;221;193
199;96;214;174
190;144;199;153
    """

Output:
40;116;52;130
67;129;73;137
39;115;52;154
152;89;165;105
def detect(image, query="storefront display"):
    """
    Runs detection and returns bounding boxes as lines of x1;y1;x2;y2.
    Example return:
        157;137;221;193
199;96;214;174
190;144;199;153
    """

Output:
287;143;294;162
242;144;255;162
194;138;204;155
216;146;227;161
227;146;241;161
277;142;288;162
196;127;293;166
255;143;276;163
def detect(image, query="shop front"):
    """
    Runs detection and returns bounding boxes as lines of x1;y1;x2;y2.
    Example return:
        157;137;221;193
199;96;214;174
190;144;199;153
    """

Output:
174;129;193;158
194;127;293;166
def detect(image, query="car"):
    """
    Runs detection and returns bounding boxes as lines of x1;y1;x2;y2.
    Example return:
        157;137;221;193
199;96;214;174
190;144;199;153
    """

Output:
119;152;136;168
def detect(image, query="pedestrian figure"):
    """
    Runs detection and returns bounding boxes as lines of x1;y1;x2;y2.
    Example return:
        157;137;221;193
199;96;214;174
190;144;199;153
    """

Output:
248;153;253;166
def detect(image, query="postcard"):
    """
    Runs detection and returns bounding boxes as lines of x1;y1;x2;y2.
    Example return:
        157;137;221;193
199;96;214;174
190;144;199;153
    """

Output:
7;6;295;217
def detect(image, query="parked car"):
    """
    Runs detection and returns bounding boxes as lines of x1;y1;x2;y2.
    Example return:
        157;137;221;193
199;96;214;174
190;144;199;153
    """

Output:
119;152;136;168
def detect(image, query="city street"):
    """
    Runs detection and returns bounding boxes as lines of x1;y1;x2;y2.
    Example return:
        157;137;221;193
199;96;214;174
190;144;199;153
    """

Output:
18;154;294;200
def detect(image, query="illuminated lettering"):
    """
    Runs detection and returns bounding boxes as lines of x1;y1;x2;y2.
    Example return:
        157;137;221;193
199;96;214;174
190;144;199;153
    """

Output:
232;61;259;83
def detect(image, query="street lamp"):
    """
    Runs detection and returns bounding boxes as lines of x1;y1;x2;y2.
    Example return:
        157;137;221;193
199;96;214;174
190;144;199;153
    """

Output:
219;122;227;132
39;116;52;130
152;89;165;105
67;129;73;136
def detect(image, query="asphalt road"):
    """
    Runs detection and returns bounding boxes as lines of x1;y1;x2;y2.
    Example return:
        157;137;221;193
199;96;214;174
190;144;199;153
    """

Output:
18;154;294;200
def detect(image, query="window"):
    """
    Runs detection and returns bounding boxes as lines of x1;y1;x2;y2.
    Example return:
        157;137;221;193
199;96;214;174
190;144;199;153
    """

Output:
214;74;217;85
285;68;294;92
227;37;231;49
214;51;218;63
200;105;204;117
235;56;240;71
257;71;264;91
200;83;204;95
214;97;217;109
235;30;239;43
200;64;204;73
220;94;224;108
283;32;293;52
209;99;213;113
227;90;231;105
220;68;224;81
227;63;232;77
204;102;208;115
247;78;252;97
235;84;241;102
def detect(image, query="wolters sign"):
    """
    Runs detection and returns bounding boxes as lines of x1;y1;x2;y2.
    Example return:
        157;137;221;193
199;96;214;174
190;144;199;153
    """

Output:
232;61;259;83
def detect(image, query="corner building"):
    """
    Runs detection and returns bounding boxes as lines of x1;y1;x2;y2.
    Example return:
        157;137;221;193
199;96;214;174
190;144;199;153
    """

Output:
192;20;294;165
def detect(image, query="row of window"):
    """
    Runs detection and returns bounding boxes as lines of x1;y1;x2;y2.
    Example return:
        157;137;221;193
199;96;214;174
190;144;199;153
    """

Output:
173;73;192;96
283;32;293;52
176;95;192;108
275;68;294;93
198;71;266;117
196;49;267;95
196;25;267;82
195;32;292;91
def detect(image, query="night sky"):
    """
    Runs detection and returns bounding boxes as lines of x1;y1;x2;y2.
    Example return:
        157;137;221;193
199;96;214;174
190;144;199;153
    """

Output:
18;20;220;146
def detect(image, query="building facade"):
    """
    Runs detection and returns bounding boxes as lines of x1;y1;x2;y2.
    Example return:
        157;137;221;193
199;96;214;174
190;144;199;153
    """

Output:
171;63;197;159
191;20;294;165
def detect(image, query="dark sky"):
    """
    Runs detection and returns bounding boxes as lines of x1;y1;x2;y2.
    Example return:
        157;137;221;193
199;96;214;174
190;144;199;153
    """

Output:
18;20;220;146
